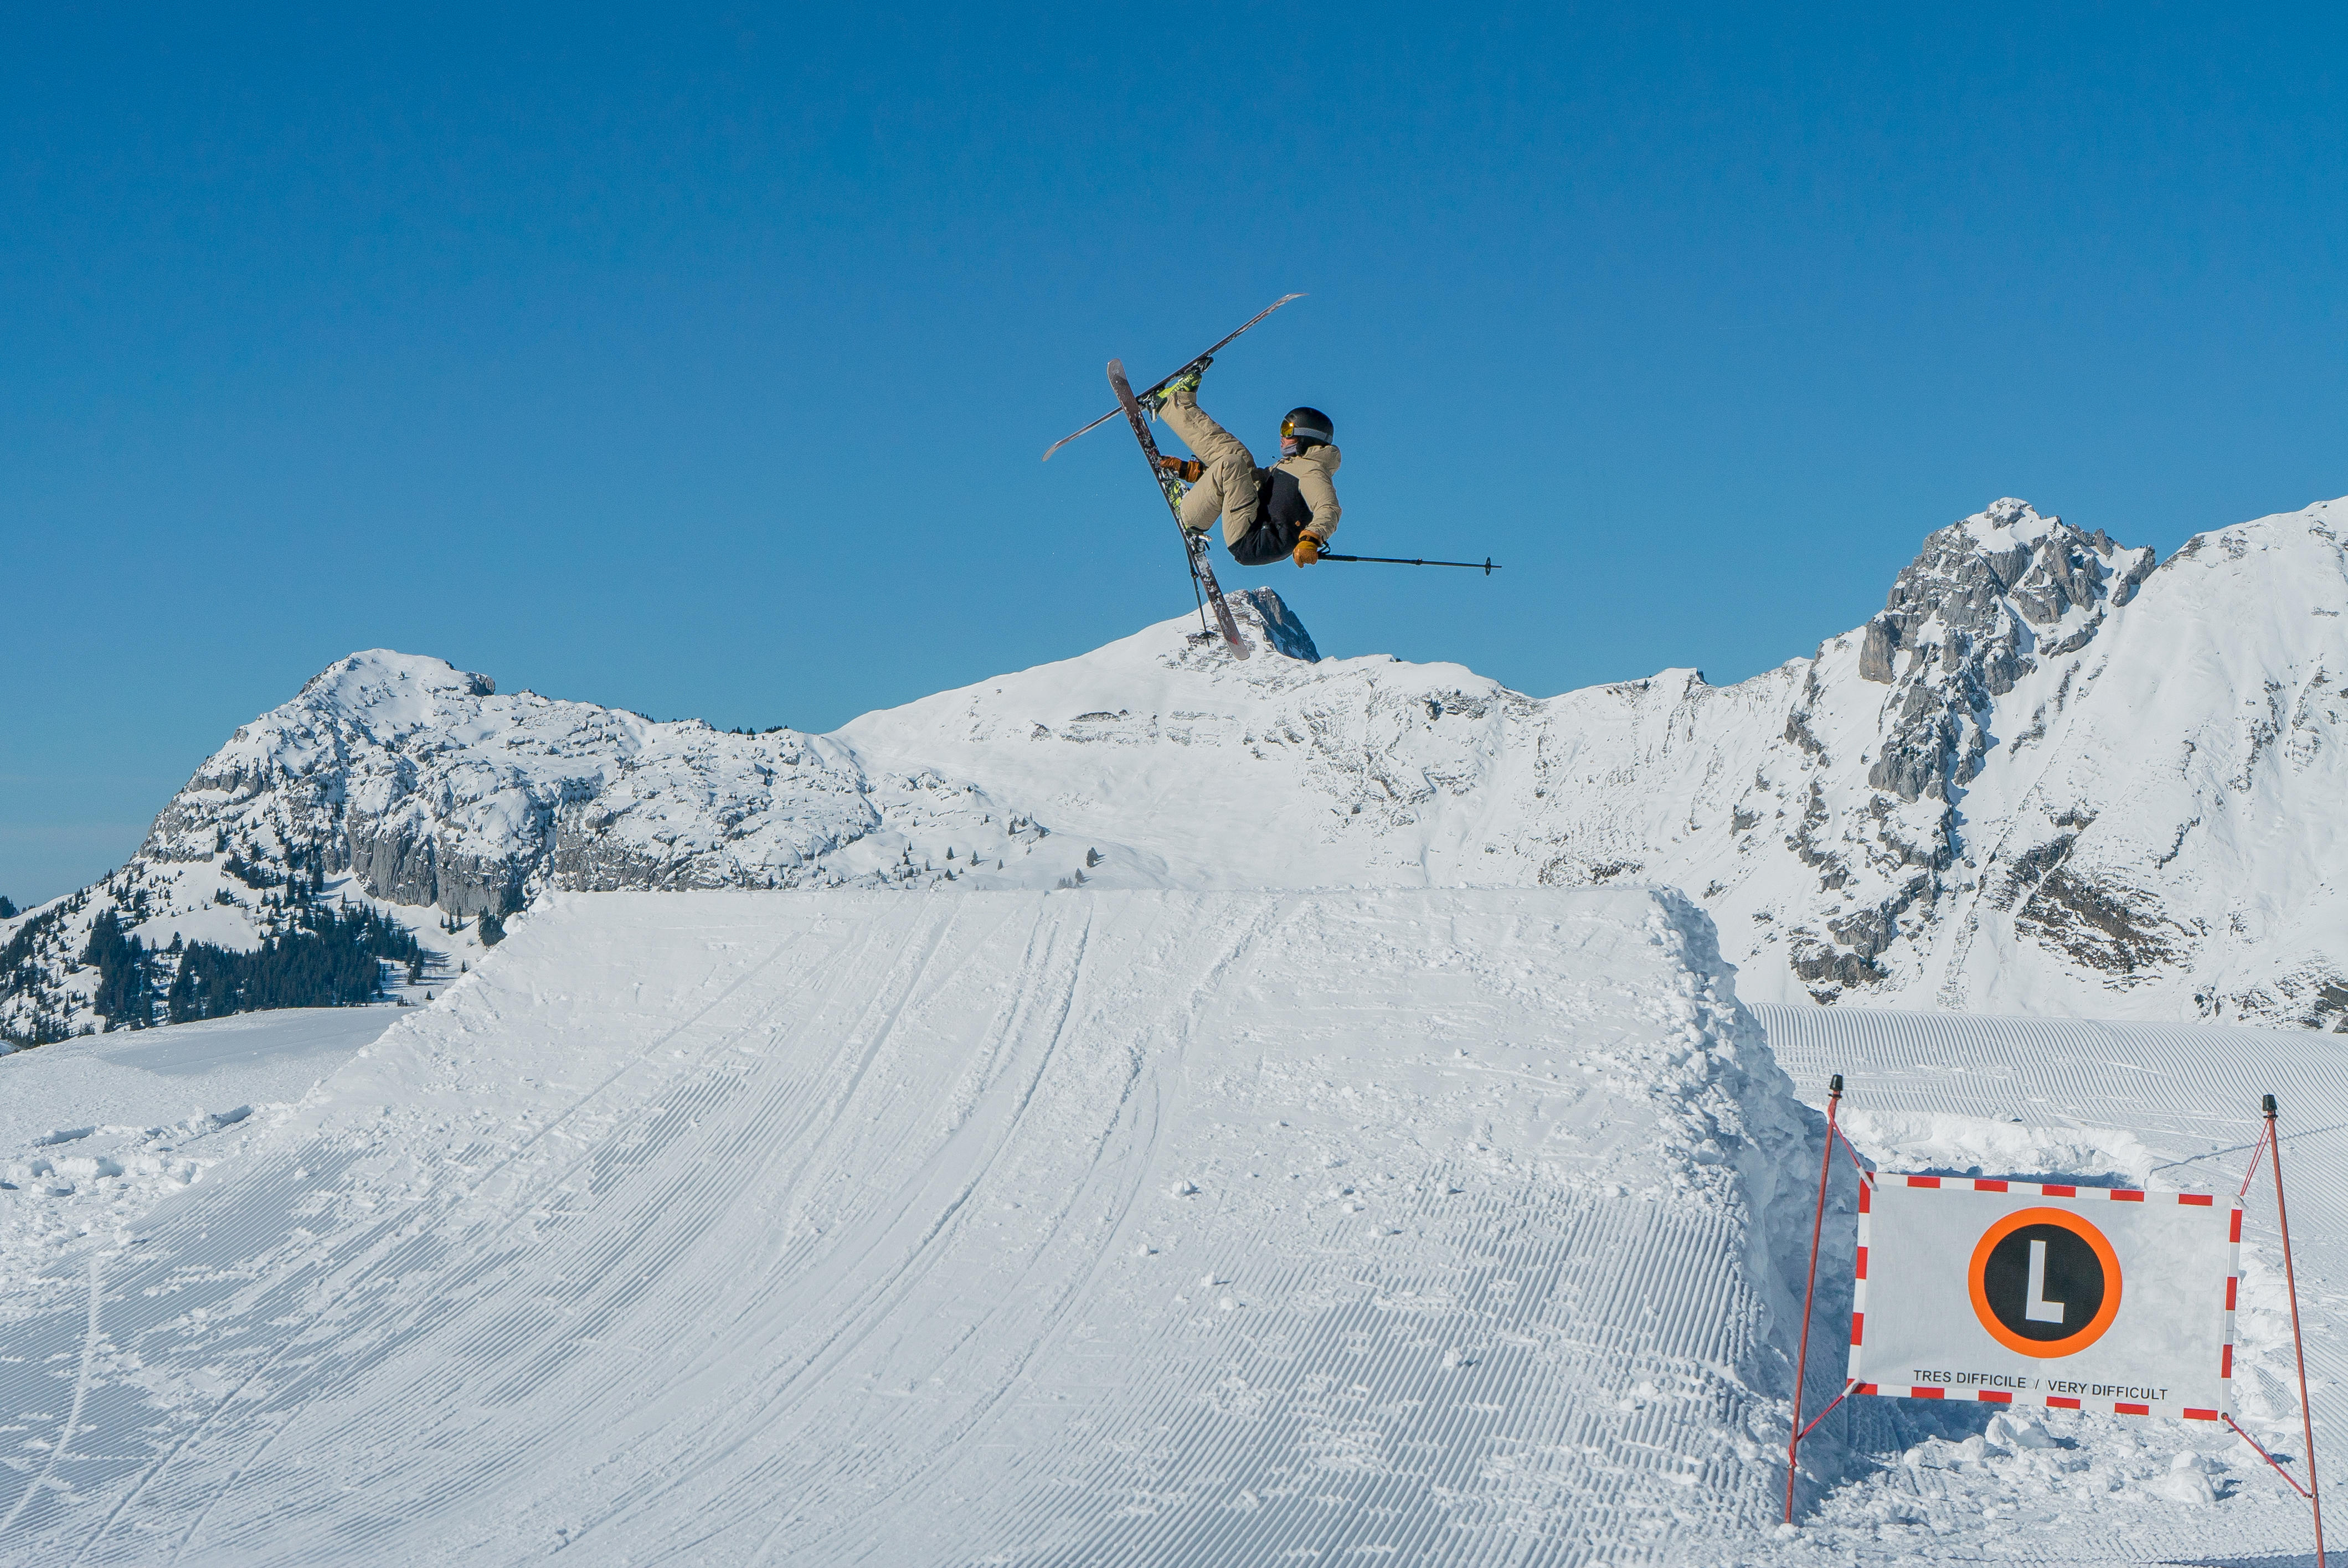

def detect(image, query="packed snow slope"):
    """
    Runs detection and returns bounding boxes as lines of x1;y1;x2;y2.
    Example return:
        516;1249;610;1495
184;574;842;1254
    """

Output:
0;1008;401;1314
7;494;2346;1039
7;907;2341;1566
0;888;1817;1567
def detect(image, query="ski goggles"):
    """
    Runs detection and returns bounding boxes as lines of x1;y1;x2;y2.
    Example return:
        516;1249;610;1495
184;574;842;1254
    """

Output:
1280;415;1332;443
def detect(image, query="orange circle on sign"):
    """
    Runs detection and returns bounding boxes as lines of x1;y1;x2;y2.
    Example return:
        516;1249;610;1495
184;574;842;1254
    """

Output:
1968;1205;2123;1358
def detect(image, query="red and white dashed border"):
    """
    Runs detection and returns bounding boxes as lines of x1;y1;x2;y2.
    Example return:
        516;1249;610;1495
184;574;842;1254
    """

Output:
1844;1174;2241;1421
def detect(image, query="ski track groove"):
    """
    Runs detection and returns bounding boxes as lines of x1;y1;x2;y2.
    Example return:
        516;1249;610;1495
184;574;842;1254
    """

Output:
472;901;1061;1559
49;916;832;1562
709;905;1108;1561
467;905;998;1557
748;902;1277;1568
895;902;1295;1559
0;1256;104;1544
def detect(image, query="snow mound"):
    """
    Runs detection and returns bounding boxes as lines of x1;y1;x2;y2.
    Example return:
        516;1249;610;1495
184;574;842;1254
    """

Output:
0;888;1814;1566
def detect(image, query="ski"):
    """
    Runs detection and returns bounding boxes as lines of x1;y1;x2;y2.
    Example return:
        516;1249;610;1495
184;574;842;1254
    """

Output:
1042;294;1305;462
1108;358;1249;658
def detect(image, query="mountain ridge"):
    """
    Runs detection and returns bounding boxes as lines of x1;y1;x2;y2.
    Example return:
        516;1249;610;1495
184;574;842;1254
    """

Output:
6;496;2345;1044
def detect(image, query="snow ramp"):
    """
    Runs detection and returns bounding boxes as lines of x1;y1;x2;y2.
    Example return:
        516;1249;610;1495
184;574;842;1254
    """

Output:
0;890;1816;1566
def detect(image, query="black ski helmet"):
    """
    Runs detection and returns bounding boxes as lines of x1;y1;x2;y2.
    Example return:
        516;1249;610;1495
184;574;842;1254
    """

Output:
1280;406;1333;448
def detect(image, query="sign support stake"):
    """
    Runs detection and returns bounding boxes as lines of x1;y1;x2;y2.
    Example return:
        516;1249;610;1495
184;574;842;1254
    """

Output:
2226;1413;2315;1501
1786;1071;1855;1524
2259;1093;2327;1566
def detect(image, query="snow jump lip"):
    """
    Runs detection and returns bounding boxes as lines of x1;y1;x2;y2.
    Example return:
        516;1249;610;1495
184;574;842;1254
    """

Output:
0;888;1806;1567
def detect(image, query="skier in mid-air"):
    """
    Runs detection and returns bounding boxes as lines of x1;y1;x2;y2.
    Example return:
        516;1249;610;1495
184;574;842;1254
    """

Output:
1149;363;1340;568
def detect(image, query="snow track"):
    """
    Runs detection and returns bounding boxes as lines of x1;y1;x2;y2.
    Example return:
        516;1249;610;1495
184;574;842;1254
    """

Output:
0;890;1808;1566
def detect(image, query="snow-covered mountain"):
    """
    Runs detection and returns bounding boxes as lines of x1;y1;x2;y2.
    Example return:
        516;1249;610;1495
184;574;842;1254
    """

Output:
6;495;2345;1043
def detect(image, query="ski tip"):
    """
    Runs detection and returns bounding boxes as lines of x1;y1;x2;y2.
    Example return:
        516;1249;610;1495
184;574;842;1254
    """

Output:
1106;358;1125;379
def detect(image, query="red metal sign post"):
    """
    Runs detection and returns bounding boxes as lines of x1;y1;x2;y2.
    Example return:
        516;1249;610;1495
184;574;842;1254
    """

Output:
1785;1072;1867;1523
2224;1094;2328;1566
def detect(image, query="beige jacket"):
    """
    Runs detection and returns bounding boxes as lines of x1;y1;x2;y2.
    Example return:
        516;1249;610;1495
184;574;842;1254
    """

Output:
1158;387;1342;548
1273;442;1343;543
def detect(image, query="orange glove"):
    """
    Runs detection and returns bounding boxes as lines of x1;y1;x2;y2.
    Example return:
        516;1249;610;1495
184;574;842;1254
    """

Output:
1293;535;1323;566
1157;456;1204;483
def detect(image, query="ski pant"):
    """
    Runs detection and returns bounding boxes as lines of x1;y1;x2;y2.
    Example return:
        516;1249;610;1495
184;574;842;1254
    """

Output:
1221;514;1303;565
1158;389;1264;549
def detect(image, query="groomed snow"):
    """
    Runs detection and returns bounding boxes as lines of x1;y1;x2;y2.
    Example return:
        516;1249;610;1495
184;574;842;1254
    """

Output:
4;901;2340;1565
0;1007;404;1323
0;888;1813;1566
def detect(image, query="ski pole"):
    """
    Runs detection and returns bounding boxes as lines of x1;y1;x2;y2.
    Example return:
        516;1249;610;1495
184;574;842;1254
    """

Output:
1316;553;1501;574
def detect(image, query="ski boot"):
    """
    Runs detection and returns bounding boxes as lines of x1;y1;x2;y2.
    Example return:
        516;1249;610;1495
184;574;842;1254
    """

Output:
1144;357;1211;413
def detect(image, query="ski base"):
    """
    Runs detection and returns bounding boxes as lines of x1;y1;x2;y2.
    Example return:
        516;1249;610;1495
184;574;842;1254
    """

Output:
1186;533;1248;654
1107;358;1248;658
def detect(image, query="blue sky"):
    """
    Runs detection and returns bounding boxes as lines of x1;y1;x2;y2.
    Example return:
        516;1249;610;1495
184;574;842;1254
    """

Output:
3;3;2343;905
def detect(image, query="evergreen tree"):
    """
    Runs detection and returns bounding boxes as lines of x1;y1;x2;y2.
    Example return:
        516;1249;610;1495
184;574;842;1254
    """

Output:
164;903;428;1024
0;895;17;919
81;909;155;1028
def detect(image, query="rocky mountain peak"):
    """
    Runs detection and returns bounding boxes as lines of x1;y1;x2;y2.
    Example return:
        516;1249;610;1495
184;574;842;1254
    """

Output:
1229;587;1321;662
1859;499;2156;802
1865;501;2154;676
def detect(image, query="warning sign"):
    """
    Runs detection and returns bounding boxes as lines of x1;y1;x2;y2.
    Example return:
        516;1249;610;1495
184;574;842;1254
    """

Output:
1850;1177;2238;1421
1969;1205;2123;1356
